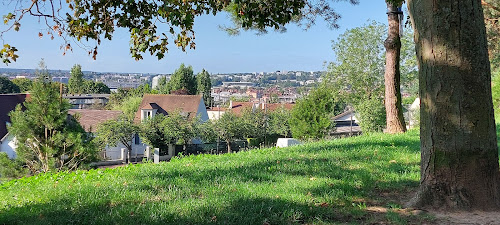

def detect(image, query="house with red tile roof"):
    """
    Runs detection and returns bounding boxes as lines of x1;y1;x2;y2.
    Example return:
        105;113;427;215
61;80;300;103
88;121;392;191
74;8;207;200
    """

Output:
230;101;294;116
68;109;151;161
0;94;28;159
134;94;209;123
68;109;122;133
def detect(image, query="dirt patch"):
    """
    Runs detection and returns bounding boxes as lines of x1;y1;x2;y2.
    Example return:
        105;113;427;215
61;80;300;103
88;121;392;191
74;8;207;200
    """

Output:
432;211;500;225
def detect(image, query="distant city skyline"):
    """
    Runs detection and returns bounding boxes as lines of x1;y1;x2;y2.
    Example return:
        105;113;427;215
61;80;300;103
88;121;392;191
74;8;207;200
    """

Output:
0;1;389;74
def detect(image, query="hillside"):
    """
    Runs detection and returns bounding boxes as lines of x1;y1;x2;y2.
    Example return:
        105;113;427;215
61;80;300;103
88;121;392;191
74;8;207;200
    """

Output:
0;130;431;224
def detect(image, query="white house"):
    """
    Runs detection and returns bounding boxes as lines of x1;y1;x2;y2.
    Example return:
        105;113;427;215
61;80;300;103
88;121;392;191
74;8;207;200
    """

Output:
0;94;28;159
134;94;209;148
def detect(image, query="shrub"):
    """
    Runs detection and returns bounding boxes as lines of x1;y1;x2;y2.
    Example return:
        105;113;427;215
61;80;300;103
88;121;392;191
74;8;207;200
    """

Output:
0;153;27;179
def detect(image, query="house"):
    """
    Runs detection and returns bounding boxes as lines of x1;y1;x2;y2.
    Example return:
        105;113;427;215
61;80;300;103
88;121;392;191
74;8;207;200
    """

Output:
133;94;209;159
0;94;28;159
134;94;209;123
331;110;362;137
68;109;147;161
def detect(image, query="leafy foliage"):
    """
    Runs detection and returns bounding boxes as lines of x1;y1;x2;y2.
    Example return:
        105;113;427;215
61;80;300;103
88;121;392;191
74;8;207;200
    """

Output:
354;97;387;133
83;80;110;94
289;85;344;140
267;106;292;138
107;84;154;119
7;64;98;174
0;153;27;179
483;0;500;73
0;76;20;94
213;112;244;152
240;108;267;139
0;44;18;65
325;21;416;132
160;64;197;95
68;64;110;94
11;78;33;93
68;64;84;94
492;72;500;110
140;111;205;154
2;0;360;62
196;69;212;106
95;116;138;163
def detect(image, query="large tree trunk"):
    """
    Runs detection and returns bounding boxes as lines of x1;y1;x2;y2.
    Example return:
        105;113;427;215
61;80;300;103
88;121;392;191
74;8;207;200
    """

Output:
407;0;500;209
384;2;407;134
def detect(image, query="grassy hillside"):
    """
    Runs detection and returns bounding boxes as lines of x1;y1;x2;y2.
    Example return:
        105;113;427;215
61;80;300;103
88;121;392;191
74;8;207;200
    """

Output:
0;130;430;224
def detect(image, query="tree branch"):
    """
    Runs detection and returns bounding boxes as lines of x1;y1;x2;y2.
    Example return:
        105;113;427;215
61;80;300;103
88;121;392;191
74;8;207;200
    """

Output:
482;0;500;13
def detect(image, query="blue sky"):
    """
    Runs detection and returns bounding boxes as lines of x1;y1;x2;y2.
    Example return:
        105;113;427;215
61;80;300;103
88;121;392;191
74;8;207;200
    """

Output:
0;1;388;74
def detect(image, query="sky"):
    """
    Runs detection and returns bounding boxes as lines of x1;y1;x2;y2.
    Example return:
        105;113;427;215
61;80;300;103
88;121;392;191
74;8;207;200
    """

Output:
0;1;389;74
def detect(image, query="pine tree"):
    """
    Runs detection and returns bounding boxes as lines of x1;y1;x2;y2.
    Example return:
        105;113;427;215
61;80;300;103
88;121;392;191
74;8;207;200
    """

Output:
8;61;97;173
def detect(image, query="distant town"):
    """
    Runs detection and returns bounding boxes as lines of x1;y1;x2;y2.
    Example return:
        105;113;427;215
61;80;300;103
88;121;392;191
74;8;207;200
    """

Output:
0;67;324;106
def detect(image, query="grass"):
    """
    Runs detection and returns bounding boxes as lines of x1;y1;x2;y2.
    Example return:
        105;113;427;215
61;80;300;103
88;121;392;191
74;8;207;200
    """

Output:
0;129;431;224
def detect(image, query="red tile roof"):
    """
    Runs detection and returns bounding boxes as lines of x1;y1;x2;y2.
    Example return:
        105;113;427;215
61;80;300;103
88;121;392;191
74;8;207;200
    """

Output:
230;102;294;116
0;94;28;140
68;109;122;132
134;94;203;123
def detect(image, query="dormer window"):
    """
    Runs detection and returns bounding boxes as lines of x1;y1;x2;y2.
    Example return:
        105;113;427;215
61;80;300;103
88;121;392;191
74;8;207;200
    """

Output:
141;109;157;121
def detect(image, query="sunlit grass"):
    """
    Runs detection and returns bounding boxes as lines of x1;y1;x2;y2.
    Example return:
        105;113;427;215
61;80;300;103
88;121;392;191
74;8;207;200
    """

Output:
0;130;427;224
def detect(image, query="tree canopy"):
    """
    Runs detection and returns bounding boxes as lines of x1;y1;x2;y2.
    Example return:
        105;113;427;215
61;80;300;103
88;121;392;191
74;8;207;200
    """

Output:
1;0;360;63
197;69;212;106
289;84;344;140
0;76;20;94
161;64;197;95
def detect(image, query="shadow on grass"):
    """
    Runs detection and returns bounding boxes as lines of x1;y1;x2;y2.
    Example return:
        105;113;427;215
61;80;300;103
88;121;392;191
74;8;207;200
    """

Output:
0;135;421;224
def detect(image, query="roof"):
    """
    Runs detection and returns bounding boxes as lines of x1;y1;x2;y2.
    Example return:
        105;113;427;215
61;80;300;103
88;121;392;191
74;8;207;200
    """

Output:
264;103;294;111
0;94;28;140
332;110;355;121
68;109;122;132
230;102;294;116
63;94;111;99
230;102;256;116
134;94;203;123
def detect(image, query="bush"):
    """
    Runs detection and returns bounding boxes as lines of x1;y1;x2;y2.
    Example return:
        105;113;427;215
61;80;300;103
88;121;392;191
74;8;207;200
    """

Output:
0;153;27;179
355;97;386;133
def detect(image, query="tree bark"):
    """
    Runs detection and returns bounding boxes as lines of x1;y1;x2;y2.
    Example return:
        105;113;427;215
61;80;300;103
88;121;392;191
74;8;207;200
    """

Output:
384;2;407;134
226;140;232;153
407;0;500;210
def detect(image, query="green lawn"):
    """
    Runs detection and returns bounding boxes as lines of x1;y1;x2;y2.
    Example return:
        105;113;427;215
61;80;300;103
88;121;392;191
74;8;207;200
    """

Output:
1;130;429;224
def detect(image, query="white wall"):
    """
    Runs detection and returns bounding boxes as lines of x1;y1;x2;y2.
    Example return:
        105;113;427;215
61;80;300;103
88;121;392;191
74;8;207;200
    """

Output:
197;99;210;122
207;110;225;120
0;134;17;159
103;140;148;161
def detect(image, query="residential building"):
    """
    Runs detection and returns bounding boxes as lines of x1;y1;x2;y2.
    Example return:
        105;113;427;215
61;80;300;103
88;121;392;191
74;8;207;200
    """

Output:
134;94;209;123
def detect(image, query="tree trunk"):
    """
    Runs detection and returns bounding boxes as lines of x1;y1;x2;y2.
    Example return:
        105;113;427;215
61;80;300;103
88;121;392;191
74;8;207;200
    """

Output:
407;0;500;210
226;140;232;153
384;2;407;134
